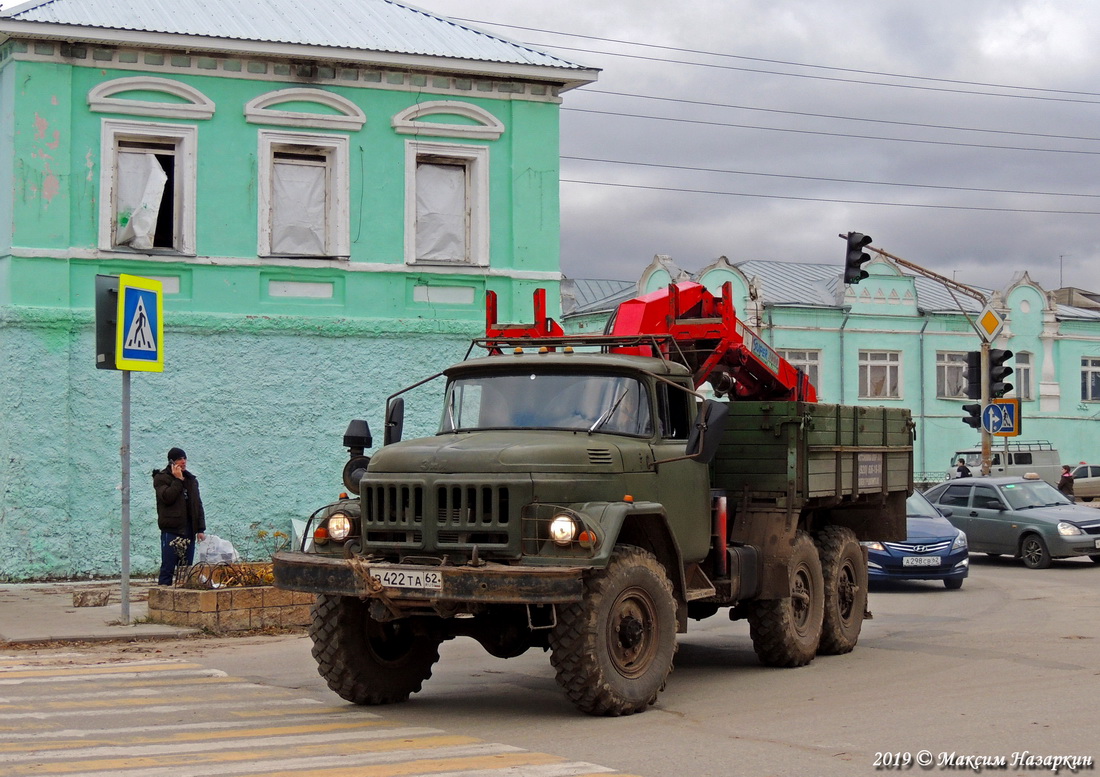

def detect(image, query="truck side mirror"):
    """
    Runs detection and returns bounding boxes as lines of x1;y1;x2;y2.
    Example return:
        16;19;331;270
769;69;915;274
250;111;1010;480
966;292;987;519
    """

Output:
384;398;405;445
686;399;729;464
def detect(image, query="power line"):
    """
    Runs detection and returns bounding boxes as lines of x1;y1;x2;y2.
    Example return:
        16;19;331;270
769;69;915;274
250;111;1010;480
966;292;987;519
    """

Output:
561;156;1100;199
456;17;1100;105
565;107;1100;156
559;179;1100;215
454;17;1100;101
582;89;1100;144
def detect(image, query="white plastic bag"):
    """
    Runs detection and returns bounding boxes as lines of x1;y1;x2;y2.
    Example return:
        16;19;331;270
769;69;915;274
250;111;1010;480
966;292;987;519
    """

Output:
196;533;239;564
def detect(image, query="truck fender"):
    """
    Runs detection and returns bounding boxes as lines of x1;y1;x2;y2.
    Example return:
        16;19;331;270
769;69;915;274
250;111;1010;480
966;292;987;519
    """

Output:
587;501;688;630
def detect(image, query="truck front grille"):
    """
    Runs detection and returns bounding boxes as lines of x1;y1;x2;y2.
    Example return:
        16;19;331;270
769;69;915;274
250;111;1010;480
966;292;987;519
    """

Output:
361;477;522;555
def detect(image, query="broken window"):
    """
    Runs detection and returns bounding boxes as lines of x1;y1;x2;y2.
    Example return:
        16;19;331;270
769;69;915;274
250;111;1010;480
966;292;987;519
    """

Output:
99;121;195;255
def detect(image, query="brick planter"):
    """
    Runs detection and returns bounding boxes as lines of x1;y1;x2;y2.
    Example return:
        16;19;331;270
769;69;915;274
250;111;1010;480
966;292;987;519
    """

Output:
147;585;314;633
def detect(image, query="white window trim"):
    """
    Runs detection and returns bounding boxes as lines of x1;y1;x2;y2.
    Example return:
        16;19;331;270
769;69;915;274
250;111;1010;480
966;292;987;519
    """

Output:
88;77;215;120
392;101;504;140
858;350;902;399
245;88;366;132
404;140;489;267
97;119;197;255
257;130;350;259
936;351;969;399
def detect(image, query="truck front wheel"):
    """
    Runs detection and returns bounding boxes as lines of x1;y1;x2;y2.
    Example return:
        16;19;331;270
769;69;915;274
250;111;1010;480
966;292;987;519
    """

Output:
549;545;677;716
747;531;824;667
309;594;443;705
815;525;867;655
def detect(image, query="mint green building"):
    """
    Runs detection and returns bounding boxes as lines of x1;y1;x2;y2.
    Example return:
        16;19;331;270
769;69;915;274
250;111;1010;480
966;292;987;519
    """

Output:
565;255;1100;485
0;0;596;579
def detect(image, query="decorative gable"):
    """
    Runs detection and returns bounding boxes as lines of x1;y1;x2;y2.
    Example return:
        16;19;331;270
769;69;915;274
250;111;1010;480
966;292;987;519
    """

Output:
392;101;505;140
244;88;366;131
87;76;215;120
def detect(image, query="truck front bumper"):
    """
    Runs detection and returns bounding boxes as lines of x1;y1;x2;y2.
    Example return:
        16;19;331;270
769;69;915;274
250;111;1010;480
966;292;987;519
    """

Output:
272;551;586;604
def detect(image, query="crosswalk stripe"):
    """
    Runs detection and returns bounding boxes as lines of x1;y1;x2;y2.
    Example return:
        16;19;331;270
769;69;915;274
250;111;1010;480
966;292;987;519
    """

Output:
1;742;521;777
0;662;204;680
0;696;325;720
0;718;395;755
0;727;452;764
259;755;614;777
0;668;219;686
0;710;372;743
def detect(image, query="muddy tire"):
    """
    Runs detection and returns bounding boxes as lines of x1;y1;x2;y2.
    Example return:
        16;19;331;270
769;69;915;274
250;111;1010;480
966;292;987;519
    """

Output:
549;545;677;716
747;531;824;667
308;594;442;705
815;525;867;655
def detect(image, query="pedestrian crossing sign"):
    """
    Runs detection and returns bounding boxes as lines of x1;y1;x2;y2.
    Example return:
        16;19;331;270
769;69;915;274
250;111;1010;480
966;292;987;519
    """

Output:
115;274;163;372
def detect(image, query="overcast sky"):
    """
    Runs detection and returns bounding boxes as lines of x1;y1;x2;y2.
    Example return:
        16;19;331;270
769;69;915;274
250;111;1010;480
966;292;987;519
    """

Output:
414;0;1100;293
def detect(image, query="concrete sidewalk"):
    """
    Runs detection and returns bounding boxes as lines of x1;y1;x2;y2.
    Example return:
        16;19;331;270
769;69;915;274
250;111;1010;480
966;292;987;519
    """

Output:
0;579;198;645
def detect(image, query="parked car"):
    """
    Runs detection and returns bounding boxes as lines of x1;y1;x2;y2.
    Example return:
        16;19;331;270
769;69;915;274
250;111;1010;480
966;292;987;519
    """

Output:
1070;464;1100;502
922;475;1100;569
862;492;969;589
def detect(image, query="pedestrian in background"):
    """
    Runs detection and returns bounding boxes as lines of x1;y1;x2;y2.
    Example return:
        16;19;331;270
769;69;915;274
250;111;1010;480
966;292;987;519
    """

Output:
955;458;972;478
1057;464;1076;502
153;447;206;585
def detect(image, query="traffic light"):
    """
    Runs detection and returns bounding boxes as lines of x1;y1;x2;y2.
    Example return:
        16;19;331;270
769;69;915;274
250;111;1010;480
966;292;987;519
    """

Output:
988;349;1013;397
964;351;981;400
962;403;982;429
843;232;873;284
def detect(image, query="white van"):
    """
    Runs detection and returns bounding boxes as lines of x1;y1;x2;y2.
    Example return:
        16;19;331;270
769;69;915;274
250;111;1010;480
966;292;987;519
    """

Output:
949;440;1062;485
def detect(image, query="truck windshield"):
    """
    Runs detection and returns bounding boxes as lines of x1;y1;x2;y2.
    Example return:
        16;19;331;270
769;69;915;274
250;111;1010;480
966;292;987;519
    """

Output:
440;372;653;436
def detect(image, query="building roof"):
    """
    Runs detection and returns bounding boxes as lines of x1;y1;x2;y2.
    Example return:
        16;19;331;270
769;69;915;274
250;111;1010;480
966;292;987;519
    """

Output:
564;258;1100;320
0;0;598;88
561;278;637;316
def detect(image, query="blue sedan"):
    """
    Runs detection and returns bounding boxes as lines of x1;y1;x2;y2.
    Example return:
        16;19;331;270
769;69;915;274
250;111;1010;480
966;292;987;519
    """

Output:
862;492;969;589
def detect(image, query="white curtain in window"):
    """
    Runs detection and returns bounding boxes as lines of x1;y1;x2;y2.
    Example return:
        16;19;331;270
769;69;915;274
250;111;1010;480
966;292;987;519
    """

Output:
116;152;167;250
416;162;466;262
272;160;326;255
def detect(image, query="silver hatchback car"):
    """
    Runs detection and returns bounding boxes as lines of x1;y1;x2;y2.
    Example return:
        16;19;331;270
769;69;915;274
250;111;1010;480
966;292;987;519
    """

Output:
923;476;1100;569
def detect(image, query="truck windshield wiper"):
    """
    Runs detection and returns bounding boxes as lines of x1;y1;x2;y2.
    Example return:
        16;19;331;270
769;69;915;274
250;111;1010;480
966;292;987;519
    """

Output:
589;387;630;434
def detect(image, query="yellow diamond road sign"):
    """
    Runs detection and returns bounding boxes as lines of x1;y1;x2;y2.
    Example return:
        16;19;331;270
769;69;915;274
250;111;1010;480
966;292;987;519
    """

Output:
978;305;1004;342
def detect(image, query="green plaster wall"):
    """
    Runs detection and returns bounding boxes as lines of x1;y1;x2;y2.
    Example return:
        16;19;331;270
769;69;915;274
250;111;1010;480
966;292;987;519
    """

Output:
0;308;475;580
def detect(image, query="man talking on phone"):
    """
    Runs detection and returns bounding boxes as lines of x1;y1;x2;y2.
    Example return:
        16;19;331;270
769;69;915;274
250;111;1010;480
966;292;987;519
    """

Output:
153;447;207;585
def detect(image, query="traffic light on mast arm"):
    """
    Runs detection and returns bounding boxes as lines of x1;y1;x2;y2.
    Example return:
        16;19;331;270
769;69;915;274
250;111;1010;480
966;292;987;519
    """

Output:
962;403;982;429
964;351;982;400
989;349;1014;397
843;232;873;284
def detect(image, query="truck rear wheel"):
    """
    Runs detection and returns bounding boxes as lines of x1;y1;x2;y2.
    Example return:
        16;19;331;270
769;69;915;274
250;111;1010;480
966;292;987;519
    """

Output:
309;594;442;705
815;525;866;655
747;531;823;667
549;545;677;716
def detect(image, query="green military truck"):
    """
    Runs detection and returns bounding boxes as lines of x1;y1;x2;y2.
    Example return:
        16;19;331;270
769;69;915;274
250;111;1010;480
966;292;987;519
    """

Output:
273;283;913;715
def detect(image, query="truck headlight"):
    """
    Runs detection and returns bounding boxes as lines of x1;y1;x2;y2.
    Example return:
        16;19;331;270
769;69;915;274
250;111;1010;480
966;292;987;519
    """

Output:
549;514;577;546
327;512;353;542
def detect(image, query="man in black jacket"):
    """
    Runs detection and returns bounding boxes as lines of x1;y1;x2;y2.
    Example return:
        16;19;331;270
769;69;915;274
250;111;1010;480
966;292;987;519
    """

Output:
153;447;206;585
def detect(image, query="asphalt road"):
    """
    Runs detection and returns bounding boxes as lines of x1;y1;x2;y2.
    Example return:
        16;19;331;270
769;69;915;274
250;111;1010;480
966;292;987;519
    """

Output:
4;555;1098;777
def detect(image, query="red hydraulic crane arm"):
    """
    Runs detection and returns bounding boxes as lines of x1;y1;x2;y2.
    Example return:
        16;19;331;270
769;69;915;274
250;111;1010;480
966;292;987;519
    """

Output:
608;281;817;402
479;283;816;402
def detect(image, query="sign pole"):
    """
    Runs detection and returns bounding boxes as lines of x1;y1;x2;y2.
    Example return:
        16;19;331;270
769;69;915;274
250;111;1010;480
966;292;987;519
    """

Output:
120;370;131;625
980;342;991;475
